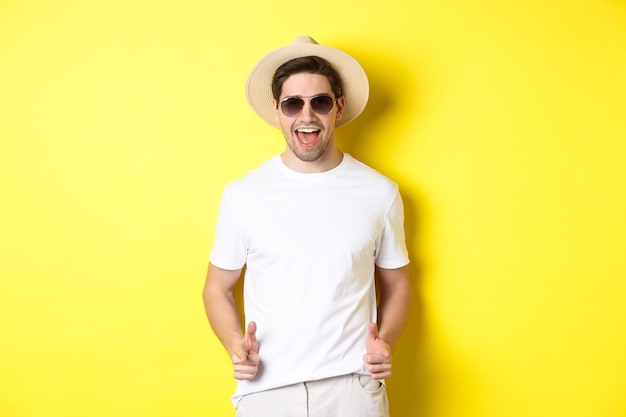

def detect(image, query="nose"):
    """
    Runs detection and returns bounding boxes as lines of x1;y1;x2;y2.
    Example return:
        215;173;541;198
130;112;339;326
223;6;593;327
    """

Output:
299;101;318;121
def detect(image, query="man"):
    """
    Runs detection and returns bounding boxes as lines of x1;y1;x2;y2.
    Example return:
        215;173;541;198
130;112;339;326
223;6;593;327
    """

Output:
203;36;412;417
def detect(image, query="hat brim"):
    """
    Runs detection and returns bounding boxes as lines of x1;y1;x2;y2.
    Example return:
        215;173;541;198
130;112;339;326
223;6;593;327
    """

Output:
246;38;369;129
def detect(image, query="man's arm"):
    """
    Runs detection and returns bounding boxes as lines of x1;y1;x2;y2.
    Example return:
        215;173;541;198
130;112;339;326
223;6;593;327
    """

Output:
202;263;259;380
363;264;412;379
376;264;412;350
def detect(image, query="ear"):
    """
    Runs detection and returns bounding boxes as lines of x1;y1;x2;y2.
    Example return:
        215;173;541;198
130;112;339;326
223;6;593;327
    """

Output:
272;99;279;122
335;96;346;121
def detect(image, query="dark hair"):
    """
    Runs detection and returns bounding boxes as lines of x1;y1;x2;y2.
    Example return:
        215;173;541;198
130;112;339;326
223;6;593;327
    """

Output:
271;56;344;103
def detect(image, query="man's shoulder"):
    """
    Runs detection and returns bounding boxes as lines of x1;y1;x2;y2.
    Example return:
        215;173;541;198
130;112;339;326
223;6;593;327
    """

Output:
343;154;399;189
225;156;280;188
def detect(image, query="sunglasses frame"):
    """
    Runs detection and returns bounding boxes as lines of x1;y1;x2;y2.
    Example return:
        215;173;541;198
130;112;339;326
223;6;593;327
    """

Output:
279;94;338;117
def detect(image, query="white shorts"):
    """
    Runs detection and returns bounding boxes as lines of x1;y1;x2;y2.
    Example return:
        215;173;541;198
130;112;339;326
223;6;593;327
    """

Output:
235;373;390;417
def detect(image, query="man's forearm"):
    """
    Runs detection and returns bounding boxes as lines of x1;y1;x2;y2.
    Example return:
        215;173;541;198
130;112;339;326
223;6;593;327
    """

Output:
376;265;412;350
202;265;245;356
204;288;243;355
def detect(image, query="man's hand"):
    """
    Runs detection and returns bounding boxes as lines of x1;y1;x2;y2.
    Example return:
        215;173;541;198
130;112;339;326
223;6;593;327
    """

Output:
231;321;260;380
363;322;392;380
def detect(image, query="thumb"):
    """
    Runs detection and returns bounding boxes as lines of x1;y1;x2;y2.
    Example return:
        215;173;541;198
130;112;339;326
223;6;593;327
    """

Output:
247;321;257;339
368;322;380;339
245;321;259;353
366;322;390;357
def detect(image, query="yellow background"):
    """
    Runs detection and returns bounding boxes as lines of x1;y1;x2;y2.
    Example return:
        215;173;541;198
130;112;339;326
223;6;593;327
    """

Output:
1;0;625;416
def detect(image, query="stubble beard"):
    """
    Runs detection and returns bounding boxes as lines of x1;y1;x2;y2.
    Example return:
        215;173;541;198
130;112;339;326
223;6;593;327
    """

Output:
287;132;333;163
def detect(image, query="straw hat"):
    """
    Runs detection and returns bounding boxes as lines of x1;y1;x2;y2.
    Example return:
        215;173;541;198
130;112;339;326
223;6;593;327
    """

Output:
245;36;369;128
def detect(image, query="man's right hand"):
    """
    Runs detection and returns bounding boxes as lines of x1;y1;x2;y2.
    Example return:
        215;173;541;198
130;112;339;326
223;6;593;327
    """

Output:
231;321;260;380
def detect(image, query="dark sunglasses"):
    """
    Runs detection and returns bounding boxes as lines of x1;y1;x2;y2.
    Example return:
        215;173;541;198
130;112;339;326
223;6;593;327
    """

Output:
279;94;337;117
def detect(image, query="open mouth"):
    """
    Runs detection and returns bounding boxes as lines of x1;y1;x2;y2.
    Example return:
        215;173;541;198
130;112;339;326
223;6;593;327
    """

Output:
295;127;322;148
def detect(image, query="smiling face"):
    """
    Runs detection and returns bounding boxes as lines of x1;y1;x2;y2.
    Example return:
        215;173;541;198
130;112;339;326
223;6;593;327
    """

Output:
273;72;345;173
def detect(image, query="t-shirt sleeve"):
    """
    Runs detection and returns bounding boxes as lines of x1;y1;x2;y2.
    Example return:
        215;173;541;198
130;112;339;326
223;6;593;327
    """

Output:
209;188;248;270
375;189;410;269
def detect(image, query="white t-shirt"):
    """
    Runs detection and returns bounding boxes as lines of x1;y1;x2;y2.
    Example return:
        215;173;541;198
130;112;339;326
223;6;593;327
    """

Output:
210;154;410;406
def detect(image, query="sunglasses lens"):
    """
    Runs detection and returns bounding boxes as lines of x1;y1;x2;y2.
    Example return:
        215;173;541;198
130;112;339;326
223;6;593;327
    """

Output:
311;96;335;114
281;98;304;117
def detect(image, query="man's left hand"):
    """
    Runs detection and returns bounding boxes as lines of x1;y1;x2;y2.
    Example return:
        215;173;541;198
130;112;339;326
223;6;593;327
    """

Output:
363;322;392;380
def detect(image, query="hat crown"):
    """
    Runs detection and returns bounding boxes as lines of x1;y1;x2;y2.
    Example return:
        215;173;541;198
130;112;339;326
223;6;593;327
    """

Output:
292;36;318;45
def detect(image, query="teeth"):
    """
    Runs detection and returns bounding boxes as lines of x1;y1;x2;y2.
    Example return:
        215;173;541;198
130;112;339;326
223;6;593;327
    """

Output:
297;128;319;133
